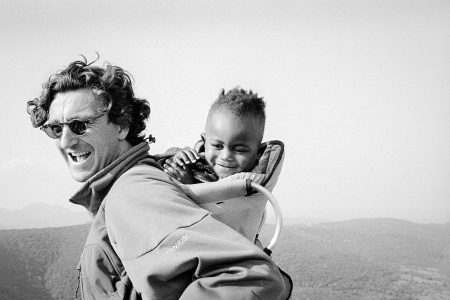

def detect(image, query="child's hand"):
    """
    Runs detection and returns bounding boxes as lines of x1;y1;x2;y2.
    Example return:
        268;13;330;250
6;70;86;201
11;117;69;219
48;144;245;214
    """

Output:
172;147;201;167
163;148;200;184
163;157;196;184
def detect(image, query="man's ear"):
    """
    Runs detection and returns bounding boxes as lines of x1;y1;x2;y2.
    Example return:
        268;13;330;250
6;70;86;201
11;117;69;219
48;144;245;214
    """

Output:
118;125;130;141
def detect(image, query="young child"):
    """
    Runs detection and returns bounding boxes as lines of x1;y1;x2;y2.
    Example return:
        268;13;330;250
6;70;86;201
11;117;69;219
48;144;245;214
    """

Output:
163;87;266;184
158;87;285;244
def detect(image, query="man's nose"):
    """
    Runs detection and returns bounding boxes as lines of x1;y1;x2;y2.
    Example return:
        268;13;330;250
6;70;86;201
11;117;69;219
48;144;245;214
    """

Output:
59;125;78;149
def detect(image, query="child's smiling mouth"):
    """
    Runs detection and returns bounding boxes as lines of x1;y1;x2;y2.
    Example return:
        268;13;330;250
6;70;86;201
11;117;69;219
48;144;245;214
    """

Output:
216;163;236;169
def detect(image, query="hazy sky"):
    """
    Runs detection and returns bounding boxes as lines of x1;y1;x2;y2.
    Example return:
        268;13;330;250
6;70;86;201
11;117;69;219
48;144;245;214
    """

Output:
1;0;449;223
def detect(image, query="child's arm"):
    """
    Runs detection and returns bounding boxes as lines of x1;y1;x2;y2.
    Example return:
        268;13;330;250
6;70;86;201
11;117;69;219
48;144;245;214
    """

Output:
163;148;201;184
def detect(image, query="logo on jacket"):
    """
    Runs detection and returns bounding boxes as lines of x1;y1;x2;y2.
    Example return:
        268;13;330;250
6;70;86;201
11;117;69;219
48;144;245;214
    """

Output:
166;233;189;254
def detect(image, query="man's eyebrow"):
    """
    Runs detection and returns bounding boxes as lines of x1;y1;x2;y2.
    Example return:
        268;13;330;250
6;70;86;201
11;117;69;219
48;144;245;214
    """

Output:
44;116;60;125
45;116;71;124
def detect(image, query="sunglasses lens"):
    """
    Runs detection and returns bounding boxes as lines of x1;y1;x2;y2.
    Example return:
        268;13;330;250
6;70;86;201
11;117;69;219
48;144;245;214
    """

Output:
41;124;62;139
52;124;64;136
41;115;102;139
68;120;87;135
41;121;86;139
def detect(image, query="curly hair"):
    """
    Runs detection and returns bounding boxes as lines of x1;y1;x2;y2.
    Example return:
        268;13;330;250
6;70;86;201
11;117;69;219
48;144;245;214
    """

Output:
208;87;266;129
26;56;150;145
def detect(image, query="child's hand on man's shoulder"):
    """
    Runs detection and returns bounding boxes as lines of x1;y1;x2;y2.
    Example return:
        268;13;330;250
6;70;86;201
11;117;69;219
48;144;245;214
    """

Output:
163;148;200;184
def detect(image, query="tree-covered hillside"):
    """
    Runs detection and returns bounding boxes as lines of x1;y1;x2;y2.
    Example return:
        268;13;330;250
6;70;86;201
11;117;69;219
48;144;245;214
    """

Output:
260;219;450;299
0;224;89;300
0;219;449;299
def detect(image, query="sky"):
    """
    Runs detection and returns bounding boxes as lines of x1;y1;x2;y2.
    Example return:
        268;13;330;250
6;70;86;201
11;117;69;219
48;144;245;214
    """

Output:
0;0;449;224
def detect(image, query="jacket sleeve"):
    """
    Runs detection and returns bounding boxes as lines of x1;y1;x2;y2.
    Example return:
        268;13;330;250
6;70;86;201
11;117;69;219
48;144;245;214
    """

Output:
104;165;287;300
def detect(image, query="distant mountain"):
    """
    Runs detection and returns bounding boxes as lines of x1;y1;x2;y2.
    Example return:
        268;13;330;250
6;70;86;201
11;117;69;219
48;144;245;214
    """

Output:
262;218;450;299
0;203;91;229
0;218;449;299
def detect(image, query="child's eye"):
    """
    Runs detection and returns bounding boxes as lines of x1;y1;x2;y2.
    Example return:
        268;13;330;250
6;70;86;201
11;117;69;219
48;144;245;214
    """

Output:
235;147;249;153
211;144;223;149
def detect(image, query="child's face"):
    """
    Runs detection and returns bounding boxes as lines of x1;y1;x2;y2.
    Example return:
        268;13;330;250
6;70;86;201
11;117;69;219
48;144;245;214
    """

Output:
203;109;262;179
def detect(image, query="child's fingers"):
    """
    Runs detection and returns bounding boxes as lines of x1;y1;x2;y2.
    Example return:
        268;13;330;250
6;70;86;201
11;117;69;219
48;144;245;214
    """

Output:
186;148;201;159
173;148;201;166
173;152;188;165
175;151;194;165
175;155;192;166
163;165;177;178
163;163;178;175
171;160;186;173
165;157;180;168
163;162;182;179
173;156;185;166
180;150;199;164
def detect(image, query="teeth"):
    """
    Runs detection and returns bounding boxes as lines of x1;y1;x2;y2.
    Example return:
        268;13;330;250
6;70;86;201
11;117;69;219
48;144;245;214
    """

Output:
69;152;90;163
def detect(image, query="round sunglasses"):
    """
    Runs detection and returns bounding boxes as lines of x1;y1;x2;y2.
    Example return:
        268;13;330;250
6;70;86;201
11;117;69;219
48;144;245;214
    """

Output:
40;114;105;139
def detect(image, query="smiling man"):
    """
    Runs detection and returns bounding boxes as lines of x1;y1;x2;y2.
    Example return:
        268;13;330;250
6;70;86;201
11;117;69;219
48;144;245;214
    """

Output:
26;58;291;299
45;89;128;182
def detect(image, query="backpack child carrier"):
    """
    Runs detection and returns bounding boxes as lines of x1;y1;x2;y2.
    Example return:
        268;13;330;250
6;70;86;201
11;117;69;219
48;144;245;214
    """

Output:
167;140;285;253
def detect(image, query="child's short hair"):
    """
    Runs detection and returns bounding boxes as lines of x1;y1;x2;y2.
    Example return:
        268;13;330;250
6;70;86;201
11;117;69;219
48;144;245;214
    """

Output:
208;87;266;129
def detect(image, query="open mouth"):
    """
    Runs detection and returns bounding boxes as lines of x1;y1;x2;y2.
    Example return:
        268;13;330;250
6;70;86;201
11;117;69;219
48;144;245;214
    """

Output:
68;151;91;163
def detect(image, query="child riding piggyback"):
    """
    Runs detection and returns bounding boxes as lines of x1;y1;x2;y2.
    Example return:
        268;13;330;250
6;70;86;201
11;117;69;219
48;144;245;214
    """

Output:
159;87;285;244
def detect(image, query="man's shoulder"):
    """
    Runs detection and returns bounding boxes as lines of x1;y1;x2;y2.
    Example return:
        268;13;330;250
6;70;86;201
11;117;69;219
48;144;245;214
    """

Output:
102;157;210;259
105;156;204;221
115;158;178;188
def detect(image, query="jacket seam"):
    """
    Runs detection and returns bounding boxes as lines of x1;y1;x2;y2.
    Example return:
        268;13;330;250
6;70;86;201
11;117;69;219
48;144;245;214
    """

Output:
132;212;211;259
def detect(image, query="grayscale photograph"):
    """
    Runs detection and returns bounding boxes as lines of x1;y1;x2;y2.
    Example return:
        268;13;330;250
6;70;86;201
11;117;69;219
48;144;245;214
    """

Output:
0;0;449;299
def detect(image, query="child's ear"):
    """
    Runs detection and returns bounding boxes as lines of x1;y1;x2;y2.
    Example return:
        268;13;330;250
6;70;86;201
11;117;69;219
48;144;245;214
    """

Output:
257;143;266;159
201;132;206;141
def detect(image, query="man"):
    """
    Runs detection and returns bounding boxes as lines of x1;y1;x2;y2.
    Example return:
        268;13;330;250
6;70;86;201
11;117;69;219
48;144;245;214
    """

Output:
26;57;291;299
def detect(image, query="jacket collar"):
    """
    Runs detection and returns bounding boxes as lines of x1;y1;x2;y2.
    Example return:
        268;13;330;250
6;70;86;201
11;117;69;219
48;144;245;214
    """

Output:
70;142;152;214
